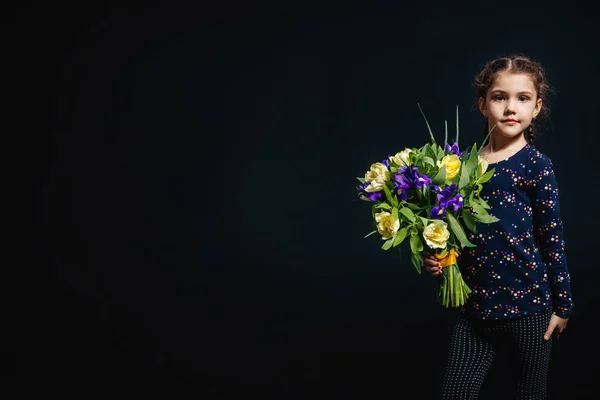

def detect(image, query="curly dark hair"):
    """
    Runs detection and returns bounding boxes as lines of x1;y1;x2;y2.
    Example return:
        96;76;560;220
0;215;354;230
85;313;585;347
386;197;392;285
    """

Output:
473;54;555;145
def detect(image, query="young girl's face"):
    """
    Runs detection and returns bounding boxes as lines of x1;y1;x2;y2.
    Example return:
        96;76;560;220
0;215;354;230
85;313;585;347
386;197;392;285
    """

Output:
478;72;542;140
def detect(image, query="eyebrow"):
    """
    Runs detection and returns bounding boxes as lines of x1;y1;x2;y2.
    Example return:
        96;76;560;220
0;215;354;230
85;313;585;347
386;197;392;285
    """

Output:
489;89;535;96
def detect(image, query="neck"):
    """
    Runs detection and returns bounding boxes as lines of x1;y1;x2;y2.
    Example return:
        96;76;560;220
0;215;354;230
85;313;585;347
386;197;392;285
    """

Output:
486;131;527;153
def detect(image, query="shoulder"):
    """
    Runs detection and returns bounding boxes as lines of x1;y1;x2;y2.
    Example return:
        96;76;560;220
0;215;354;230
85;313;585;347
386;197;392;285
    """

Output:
522;145;558;195
525;145;554;173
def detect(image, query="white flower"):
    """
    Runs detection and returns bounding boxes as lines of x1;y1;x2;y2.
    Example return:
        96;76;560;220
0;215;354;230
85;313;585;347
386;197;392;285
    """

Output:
364;162;390;192
422;221;450;249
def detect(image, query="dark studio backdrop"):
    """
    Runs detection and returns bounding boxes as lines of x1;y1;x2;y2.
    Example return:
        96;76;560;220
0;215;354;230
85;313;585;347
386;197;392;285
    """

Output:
17;0;598;398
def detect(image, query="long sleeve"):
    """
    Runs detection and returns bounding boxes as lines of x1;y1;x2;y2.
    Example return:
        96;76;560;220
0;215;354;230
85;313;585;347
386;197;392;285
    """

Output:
529;155;574;319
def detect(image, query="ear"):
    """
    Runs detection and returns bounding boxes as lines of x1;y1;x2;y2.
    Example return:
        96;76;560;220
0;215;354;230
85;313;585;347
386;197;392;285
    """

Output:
478;97;486;116
533;98;543;119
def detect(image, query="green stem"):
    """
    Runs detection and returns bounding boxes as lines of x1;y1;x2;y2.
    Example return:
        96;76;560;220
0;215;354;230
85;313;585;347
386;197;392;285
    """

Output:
456;267;460;307
457;278;462;307
444;120;448;146
441;277;445;307
441;266;448;307
455;267;460;307
449;267;454;307
456;104;460;144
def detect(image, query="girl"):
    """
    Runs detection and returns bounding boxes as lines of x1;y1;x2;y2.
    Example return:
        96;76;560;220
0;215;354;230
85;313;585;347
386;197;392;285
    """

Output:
422;54;574;400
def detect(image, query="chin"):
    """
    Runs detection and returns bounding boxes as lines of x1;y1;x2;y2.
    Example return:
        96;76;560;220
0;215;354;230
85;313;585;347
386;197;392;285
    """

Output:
494;126;524;138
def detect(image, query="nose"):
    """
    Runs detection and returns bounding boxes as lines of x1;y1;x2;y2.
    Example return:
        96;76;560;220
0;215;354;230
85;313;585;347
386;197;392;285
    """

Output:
505;99;516;114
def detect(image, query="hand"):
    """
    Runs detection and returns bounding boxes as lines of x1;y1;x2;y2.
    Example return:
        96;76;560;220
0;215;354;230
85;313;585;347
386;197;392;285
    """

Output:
422;251;442;277
544;314;569;341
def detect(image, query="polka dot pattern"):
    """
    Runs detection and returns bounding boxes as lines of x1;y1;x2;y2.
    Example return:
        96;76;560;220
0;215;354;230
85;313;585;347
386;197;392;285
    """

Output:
440;308;553;399
458;144;574;321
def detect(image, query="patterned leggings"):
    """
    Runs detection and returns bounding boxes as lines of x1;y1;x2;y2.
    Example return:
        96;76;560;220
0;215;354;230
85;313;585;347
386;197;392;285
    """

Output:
440;308;552;400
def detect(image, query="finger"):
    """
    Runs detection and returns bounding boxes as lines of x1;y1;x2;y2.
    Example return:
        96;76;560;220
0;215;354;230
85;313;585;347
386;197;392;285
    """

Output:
423;263;434;270
544;324;555;341
424;265;437;274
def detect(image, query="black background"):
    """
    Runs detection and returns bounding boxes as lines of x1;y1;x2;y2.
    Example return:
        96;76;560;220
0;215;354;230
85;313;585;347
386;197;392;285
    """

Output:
16;1;597;398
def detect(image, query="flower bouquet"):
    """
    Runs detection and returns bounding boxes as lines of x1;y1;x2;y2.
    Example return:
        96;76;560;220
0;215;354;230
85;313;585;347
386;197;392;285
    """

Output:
356;104;499;308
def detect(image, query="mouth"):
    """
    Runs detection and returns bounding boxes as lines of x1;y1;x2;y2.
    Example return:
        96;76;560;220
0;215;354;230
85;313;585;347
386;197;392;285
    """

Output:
502;119;519;124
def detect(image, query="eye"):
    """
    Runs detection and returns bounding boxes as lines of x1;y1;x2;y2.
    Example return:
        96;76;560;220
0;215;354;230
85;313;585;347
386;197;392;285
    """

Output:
519;95;530;101
493;95;505;101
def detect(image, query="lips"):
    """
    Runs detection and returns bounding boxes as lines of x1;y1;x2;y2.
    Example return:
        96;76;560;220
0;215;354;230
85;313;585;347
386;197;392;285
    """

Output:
502;119;518;123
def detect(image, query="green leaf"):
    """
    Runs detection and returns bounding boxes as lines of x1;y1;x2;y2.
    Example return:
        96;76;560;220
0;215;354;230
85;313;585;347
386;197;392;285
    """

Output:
468;143;479;171
459;144;478;191
468;188;475;206
479;125;494;154
437;146;445;159
382;237;394;250
474;214;500;224
399;207;416;222
392;206;399;224
410;231;424;254
383;185;398;208
477;168;495;184
375;203;392;210
356;177;366;183
471;202;488;217
461;209;477;234
478;196;491;210
419;216;429;228
404;202;423;211
430;143;438;158
429;145;439;160
460;145;469;164
417;103;436;143
393;227;408;247
447;212;476;248
411;251;422;274
458;162;472;190
364;230;378;238
432;164;446;186
423;156;435;167
412;152;423;165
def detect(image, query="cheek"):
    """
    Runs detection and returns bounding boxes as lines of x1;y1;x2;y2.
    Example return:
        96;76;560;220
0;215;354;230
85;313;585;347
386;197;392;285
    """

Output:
487;103;504;119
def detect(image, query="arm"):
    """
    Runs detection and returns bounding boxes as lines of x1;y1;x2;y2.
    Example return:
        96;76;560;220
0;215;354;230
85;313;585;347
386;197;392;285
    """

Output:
530;155;574;319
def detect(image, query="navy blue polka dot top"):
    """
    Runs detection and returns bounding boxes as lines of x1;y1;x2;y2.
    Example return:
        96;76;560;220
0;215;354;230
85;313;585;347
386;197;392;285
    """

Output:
458;143;574;320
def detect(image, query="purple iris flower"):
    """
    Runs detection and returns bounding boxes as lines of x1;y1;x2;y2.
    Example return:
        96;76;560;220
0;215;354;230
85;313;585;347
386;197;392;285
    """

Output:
429;183;464;218
393;184;408;201
393;165;431;202
357;182;383;202
381;157;390;168
445;142;464;157
394;165;431;190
